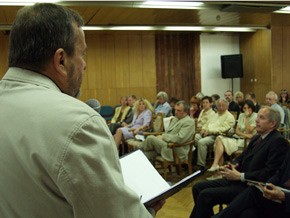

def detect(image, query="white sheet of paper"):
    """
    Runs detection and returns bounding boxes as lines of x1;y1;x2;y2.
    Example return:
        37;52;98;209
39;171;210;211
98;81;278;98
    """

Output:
163;116;174;131
120;150;170;203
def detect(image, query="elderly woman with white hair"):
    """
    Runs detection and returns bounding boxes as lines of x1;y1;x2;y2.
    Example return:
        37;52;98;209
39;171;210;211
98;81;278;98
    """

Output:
154;91;172;117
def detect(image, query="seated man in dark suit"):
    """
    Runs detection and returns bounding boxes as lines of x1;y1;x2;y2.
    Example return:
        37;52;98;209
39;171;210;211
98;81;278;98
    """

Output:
213;147;290;218
245;92;261;113
190;106;289;218
109;95;137;134
225;90;240;119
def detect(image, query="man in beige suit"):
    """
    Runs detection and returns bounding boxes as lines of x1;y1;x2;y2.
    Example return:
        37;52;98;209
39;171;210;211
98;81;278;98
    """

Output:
141;100;195;162
0;3;162;217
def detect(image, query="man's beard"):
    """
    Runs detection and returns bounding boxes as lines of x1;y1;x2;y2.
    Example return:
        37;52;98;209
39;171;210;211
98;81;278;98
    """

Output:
67;64;82;98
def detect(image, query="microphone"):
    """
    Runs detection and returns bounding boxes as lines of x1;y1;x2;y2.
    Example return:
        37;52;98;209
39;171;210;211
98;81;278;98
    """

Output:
86;99;101;113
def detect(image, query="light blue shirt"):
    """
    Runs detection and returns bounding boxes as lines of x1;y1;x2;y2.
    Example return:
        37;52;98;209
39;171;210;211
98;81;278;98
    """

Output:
271;103;285;124
155;102;172;117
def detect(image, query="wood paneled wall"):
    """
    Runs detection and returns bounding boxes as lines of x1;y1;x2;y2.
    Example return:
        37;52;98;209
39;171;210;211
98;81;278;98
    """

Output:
271;14;290;94
155;32;200;102
0;33;9;78
81;32;156;106
240;29;272;104
240;14;290;104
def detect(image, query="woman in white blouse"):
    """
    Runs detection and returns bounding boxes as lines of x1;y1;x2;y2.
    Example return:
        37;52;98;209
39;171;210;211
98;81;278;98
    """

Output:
208;99;257;172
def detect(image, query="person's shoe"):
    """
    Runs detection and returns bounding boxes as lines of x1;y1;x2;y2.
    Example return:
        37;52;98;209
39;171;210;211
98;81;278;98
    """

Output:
192;165;205;172
207;165;219;172
206;173;222;181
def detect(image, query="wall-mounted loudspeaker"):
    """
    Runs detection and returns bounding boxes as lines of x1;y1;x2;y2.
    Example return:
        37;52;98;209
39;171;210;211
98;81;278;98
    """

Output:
221;54;243;79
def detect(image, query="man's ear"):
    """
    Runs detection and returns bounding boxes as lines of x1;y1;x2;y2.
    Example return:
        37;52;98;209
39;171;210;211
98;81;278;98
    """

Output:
53;48;67;78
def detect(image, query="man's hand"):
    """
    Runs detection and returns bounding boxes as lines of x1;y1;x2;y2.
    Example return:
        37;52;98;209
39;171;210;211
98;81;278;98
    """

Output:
220;163;241;181
147;199;166;215
121;122;128;127
262;183;286;202
133;128;140;135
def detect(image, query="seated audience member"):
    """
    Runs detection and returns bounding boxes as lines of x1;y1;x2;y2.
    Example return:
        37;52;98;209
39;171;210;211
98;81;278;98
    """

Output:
279;89;289;106
122;95;137;125
211;94;220;112
108;96;130;134
234;91;245;111
141;100;195;162
207;100;257;177
169;96;179;116
190;106;289;218
154;91;172;117
194;99;236;171
190;96;201;119
245;92;261;113
0;3;162;217
196;96;215;132
213;147;290;218
85;98;101;113
265;91;285;126
114;98;154;148
225;90;240;119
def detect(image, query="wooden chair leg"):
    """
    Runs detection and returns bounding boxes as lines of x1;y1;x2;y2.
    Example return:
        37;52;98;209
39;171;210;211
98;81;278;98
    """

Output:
163;161;168;180
176;163;182;175
188;162;192;174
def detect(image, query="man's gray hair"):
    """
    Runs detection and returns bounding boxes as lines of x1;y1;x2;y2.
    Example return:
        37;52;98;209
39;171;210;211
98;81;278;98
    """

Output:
266;91;278;101
216;98;229;107
86;99;101;113
156;91;168;101
176;100;190;113
262;106;281;129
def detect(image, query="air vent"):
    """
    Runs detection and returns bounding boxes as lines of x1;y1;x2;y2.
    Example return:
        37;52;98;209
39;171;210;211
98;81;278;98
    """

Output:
221;5;283;13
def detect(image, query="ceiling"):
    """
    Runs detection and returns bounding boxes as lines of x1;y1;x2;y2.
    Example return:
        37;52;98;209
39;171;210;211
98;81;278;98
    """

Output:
0;1;290;32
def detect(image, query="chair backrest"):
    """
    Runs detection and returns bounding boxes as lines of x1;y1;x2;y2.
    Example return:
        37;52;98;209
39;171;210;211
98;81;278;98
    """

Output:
148;112;164;133
100;106;114;121
169;133;195;163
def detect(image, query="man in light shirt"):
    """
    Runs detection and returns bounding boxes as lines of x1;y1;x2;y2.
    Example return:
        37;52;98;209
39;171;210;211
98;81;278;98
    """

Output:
265;91;285;126
154;91;172;117
196;96;216;132
194;99;236;170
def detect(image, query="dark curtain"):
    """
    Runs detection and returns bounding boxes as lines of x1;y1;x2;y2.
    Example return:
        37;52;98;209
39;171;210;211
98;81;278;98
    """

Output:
155;32;200;102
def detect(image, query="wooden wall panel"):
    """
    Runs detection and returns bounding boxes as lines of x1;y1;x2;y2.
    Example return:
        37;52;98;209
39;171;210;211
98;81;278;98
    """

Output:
271;26;283;93
115;35;130;88
270;14;290;98
281;27;290;90
82;32;156;106
0;33;9;79
141;34;157;101
240;29;272;104
128;35;143;87
101;34;116;89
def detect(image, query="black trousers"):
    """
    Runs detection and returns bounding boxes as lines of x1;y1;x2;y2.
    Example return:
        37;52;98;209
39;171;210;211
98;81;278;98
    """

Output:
108;123;122;135
190;179;247;218
212;186;289;218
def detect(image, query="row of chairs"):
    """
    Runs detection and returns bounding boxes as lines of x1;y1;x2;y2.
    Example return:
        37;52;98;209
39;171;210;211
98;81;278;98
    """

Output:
99;106;114;122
